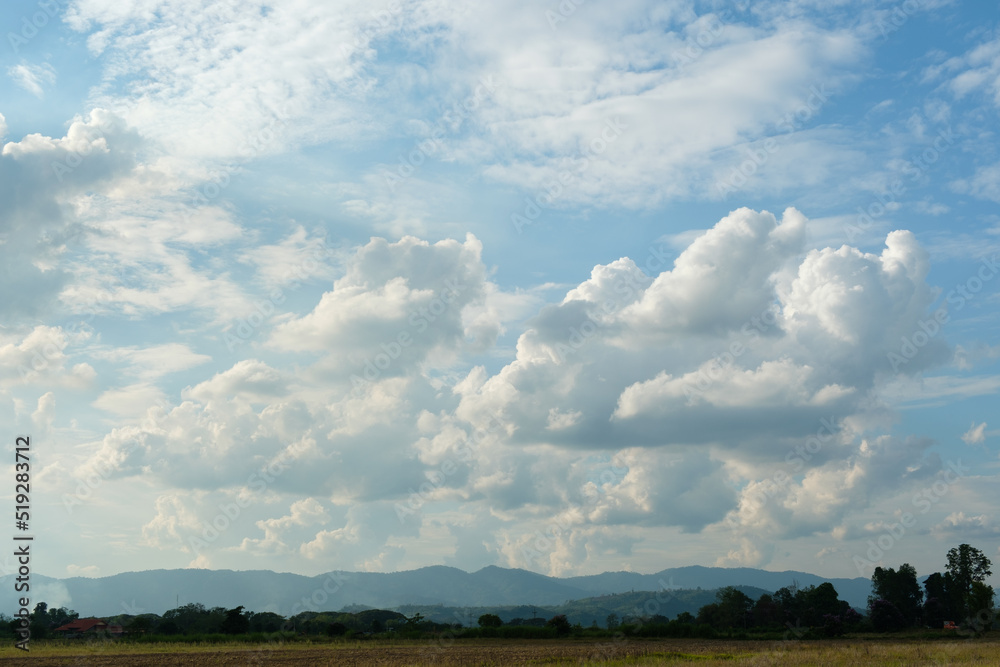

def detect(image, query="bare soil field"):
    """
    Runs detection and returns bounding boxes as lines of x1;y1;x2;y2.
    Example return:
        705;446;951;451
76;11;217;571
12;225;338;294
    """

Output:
0;638;999;665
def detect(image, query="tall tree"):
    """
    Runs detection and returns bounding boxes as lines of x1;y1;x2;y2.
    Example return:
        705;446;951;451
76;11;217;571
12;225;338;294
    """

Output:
714;587;753;629
923;571;961;626
946;543;993;618
869;564;923;627
221;606;249;634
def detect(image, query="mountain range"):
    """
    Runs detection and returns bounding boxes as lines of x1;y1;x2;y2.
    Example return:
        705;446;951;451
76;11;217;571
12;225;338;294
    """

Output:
1;565;871;618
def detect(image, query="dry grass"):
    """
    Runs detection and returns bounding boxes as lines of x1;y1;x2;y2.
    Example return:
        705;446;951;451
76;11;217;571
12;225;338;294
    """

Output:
0;637;997;665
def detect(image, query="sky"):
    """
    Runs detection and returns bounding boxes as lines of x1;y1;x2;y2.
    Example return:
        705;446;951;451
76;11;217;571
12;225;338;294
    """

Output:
1;0;999;591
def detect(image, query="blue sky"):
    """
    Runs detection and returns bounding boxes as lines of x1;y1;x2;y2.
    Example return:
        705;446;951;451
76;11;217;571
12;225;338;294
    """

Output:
1;0;999;596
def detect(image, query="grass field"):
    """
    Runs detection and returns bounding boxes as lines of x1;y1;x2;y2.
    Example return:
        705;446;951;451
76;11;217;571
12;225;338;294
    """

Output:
0;637;998;665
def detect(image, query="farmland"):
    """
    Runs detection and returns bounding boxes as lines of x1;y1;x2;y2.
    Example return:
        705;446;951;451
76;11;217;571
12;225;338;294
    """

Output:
0;637;999;666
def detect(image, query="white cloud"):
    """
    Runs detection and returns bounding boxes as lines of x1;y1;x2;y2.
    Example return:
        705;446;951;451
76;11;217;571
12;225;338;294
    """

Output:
0;326;96;389
933;512;1000;539
0;109;141;319
7;62;56;98
91;343;211;381
946;34;1000;107
93;383;168;417
141;493;205;551
66;564;101;577
268;233;495;376
962;421;987;445
240;498;330;555
442;4;865;206
954;162;1000;203
65;0;394;161
31;392;56;432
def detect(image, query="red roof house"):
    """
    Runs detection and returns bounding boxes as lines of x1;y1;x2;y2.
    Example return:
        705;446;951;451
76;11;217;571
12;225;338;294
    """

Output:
53;618;109;637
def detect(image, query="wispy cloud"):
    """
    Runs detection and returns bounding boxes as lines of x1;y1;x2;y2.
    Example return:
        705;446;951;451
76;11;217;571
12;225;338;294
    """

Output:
7;62;56;98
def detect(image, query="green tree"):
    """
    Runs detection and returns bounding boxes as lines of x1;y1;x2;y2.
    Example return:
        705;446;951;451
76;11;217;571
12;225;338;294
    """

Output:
162;603;214;634
29;603;49;639
946;544;993;619
546;614;571;636
923;571;961;626
869;599;906;632
751;593;783;629
477;613;502;628
869;564;922;627
967;581;996;632
247;611;285;633
221;606;250;634
46;606;78;629
715;586;753;629
605;613;619;630
695;602;722;627
126;616;153;636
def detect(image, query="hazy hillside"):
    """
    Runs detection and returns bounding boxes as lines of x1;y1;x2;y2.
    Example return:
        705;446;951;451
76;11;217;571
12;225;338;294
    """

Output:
565;565;872;609
0;565;871;617
397;586;774;628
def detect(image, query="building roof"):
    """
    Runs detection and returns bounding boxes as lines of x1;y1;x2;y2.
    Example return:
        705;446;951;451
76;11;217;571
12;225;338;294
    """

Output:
54;618;108;633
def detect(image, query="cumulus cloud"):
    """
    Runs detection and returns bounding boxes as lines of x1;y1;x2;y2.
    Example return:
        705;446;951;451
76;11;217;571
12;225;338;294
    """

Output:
240;498;330;555
724;434;941;547
268;233;495;376
932;512;1000;539
141;494;205;551
72;209;959;576
453;209;944;456
0;109;141;319
0;326;96;389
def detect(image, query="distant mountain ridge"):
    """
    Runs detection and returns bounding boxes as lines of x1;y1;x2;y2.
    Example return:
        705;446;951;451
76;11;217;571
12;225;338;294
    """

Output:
0;565;871;617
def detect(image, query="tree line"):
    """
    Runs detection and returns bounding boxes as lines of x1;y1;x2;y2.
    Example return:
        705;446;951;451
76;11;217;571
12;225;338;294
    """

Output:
7;543;994;641
867;543;994;632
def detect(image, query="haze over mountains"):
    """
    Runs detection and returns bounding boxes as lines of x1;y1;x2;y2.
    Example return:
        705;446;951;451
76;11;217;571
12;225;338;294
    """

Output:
2;566;872;618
